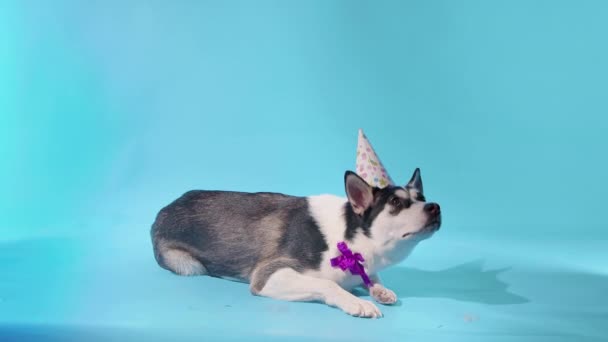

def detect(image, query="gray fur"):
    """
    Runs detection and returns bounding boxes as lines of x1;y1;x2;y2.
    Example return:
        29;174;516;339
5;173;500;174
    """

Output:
151;190;328;285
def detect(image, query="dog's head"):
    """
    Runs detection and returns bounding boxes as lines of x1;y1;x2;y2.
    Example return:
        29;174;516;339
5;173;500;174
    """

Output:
344;168;441;245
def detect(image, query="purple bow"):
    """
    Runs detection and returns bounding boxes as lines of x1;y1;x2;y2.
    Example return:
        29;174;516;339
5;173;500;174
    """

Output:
330;241;373;288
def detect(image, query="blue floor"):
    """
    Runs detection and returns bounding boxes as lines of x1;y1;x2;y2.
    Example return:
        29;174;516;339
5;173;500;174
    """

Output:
1;224;606;342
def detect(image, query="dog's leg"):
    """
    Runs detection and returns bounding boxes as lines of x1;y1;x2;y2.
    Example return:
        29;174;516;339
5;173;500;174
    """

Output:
252;267;383;318
368;274;398;305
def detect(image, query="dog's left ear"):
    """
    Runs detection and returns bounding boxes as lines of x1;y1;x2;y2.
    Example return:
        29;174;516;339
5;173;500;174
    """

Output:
406;168;424;194
345;171;374;215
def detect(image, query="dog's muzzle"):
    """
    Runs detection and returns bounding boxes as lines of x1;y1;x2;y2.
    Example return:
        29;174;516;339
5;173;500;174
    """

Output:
424;202;442;232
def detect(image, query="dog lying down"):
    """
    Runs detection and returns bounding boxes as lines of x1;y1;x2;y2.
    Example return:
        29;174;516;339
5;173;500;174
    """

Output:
150;132;442;318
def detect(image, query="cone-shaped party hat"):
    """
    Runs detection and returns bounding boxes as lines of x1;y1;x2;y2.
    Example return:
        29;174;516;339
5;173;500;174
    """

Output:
356;129;394;188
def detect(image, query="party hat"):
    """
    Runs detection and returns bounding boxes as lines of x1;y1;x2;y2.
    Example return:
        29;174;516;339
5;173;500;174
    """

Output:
356;129;394;188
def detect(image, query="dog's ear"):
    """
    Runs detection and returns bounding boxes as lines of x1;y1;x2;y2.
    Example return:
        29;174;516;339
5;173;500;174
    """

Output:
406;168;424;194
345;171;374;215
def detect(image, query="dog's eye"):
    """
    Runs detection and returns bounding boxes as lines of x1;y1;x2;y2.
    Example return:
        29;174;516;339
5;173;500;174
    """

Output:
390;197;401;207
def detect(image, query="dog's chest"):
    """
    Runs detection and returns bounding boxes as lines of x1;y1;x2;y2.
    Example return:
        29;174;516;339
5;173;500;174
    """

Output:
305;194;399;288
304;244;392;289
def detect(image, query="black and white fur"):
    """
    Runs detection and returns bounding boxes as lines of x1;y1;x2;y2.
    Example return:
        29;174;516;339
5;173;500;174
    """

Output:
151;168;441;318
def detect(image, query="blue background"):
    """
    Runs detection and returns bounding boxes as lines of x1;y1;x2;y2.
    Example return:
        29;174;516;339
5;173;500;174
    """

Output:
1;1;607;341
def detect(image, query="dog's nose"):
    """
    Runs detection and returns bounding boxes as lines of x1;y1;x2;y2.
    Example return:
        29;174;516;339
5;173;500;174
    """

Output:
424;203;440;216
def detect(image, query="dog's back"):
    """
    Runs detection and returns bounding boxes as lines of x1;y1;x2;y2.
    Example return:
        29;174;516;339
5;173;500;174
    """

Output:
150;190;329;284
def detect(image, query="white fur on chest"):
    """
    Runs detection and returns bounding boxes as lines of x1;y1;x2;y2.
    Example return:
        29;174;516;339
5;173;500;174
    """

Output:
304;195;416;289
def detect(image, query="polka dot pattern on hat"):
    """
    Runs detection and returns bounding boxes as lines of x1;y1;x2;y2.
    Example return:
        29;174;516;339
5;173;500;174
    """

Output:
356;129;394;188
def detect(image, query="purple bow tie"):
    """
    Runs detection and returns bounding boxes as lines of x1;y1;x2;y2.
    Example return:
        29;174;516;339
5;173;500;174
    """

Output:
330;241;373;288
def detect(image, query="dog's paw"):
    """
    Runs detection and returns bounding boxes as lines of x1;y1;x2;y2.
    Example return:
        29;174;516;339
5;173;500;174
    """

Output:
333;296;383;318
370;284;397;305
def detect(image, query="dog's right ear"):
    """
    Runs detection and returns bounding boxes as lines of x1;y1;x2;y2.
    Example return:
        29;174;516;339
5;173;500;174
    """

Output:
345;171;374;215
406;167;423;195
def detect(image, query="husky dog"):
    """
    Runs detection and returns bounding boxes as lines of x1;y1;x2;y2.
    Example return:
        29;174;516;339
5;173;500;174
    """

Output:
151;169;441;318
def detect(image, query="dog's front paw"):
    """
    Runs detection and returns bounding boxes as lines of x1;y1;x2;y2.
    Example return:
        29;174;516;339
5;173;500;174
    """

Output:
331;295;383;318
370;284;397;305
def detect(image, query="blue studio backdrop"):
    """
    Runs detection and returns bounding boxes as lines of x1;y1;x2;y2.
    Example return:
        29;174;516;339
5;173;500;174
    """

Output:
1;1;607;341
